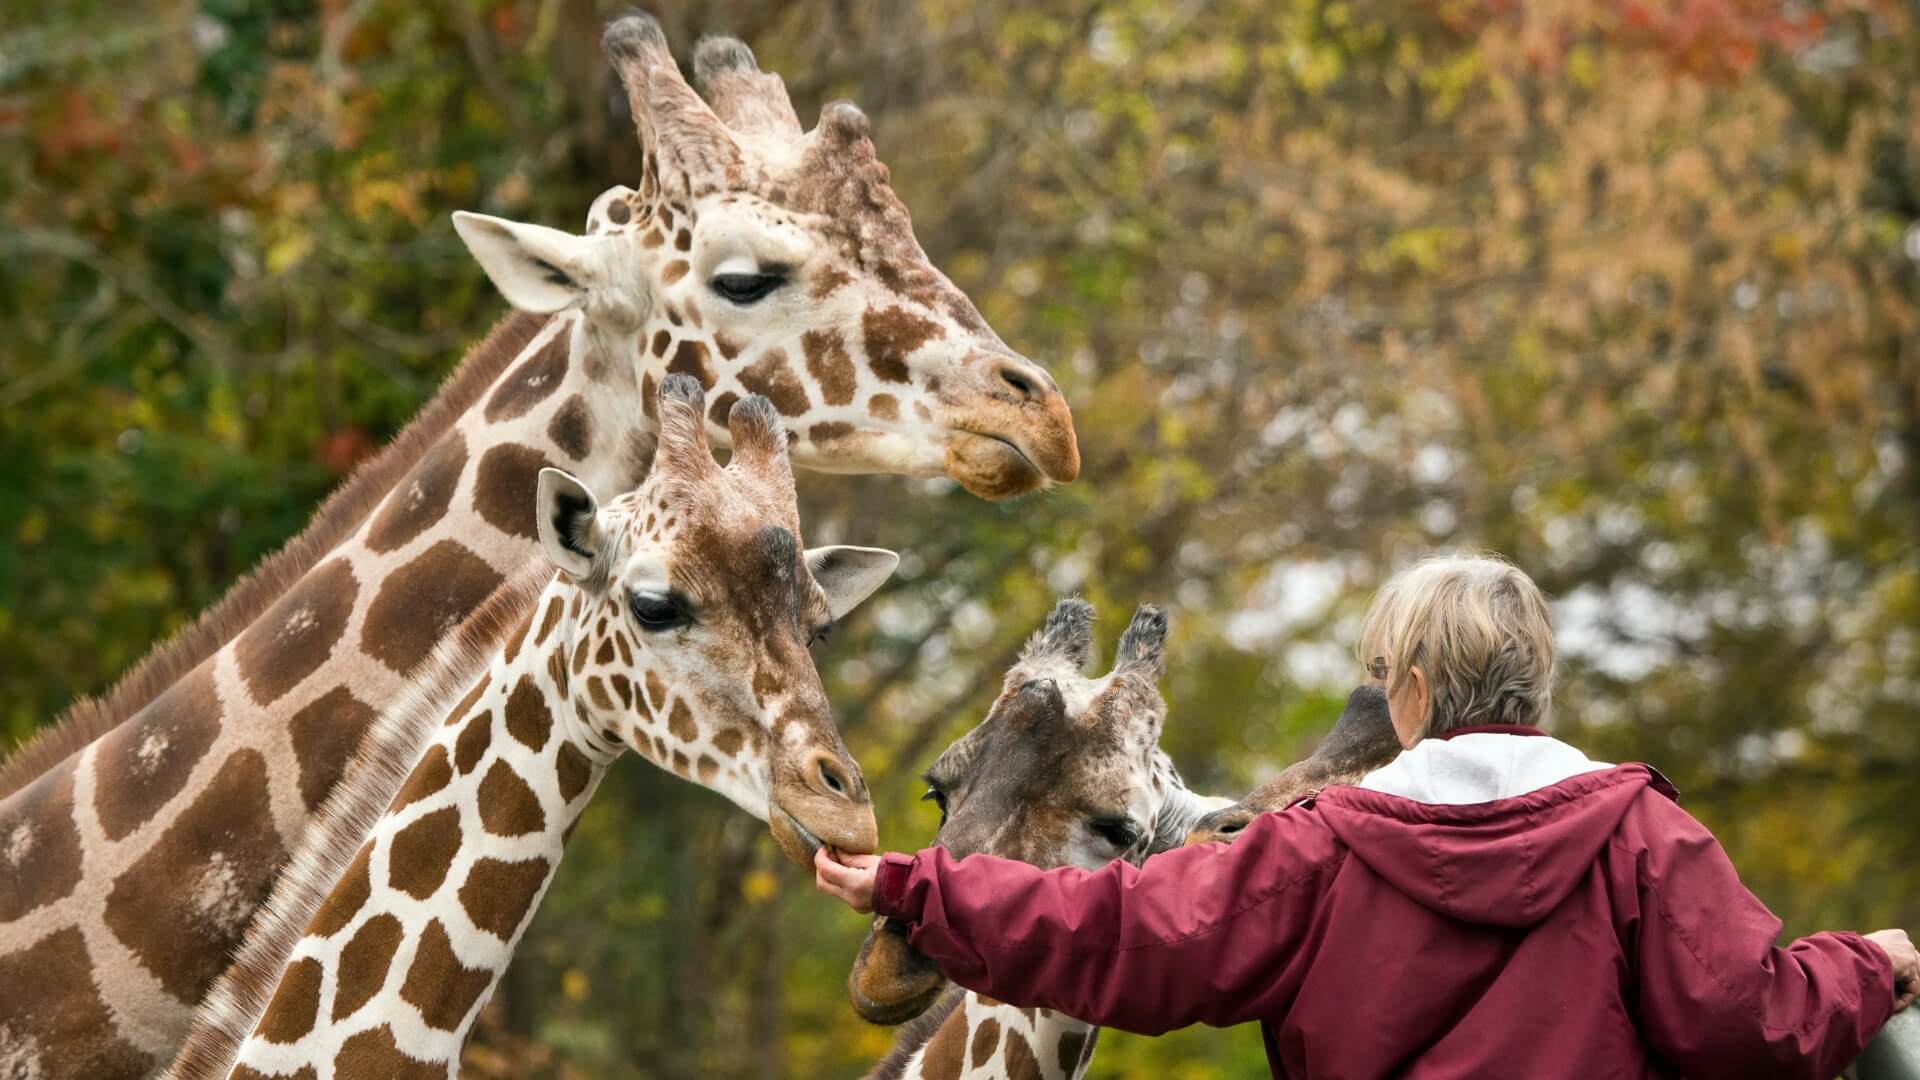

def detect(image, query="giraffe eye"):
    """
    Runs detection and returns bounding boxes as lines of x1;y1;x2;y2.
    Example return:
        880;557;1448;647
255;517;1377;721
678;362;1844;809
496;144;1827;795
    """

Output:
627;588;692;632
710;271;784;305
921;786;949;825
1088;816;1140;851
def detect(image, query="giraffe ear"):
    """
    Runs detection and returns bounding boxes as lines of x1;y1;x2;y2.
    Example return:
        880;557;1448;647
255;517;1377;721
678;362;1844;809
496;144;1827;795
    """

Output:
806;546;899;620
537;468;605;581
454;212;599;314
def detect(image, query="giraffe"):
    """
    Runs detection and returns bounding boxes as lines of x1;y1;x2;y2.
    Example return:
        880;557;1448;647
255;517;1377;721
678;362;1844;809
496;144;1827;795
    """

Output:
848;599;1230;1080
1181;684;1402;846
168;376;896;1080
0;13;1079;1077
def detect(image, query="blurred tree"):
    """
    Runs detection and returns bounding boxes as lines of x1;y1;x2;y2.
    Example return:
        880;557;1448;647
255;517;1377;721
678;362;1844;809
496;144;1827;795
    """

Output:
2;0;1916;1076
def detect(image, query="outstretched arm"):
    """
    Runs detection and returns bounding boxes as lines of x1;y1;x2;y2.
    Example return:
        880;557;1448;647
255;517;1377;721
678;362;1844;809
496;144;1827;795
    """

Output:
1628;797;1903;1079
816;808;1341;1035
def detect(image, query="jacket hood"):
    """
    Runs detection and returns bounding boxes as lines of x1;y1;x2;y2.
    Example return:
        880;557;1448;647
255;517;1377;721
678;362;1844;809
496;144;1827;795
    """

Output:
1316;733;1675;928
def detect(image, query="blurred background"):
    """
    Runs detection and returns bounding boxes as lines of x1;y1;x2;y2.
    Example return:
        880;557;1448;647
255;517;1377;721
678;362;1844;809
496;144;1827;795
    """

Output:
3;0;1918;1075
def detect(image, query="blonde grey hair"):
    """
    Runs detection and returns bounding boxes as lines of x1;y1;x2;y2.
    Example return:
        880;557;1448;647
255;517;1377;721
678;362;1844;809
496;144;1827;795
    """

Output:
1356;553;1555;739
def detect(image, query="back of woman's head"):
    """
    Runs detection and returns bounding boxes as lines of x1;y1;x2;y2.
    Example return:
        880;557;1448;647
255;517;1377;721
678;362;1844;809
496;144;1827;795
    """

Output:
1357;553;1555;740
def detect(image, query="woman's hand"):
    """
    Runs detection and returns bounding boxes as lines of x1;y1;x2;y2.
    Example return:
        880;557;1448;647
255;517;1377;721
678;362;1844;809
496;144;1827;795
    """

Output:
814;847;883;913
1866;929;1920;1011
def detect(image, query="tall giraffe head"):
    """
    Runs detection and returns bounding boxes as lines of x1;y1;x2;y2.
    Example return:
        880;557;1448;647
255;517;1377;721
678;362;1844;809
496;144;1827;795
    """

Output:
536;374;897;862
848;598;1195;1024
453;13;1080;500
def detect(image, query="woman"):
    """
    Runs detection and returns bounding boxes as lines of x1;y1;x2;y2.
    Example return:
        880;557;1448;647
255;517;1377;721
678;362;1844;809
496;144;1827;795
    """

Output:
816;554;1918;1079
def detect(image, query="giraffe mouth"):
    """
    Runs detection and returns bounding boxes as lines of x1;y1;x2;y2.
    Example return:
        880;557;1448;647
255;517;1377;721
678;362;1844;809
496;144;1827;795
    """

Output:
769;804;824;864
945;431;1050;500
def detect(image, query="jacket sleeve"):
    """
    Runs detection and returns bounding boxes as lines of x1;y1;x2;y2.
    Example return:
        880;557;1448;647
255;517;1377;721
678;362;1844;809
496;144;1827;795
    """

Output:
1626;796;1894;1079
871;806;1341;1035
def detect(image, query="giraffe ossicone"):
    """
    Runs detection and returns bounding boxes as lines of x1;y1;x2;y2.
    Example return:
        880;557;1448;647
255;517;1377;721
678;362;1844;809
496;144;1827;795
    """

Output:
851;599;1231;1080
1;12;1078;1076
170;375;895;1079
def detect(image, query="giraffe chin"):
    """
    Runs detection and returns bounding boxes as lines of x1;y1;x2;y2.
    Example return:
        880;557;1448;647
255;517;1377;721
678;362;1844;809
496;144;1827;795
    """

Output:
944;433;1051;501
847;916;949;1025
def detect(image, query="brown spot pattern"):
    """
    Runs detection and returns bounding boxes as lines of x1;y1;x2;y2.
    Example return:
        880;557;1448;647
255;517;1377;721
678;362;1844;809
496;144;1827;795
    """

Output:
712;729;745;757
235;558;358;706
661;259;690;285
103;749;284;1002
388;745;452;814
863;305;942;383
548;394;592;460
0;763;84;921
869;393;900;421
473;443;554;539
388;806;461;900
502;616;531;665
255;957;323;1043
478;760;545;836
309;843;373;937
504;675;552;751
534;596;564;646
484;332;569;423
362;540;506;675
334;1025;446;1080
0;928;151;1078
445;679;487;729
651;329;672;358
811;266;852;299
557;743;593;802
332;913;404;1020
668;339;713;388
810;421;854;445
920;1012;967;1080
455;710;493;774
399;918;494;1031
802;328;856;405
666;699;698;742
713;331;744;360
738;348;811;416
971;1017;1002;1069
1004;1030;1044;1080
92;661;222;841
708;389;740;427
289;686;379;812
365;432;468;554
459;856;551;939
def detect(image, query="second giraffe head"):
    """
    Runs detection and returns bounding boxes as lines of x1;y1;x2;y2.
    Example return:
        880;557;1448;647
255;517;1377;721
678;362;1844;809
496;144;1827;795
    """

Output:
534;373;897;861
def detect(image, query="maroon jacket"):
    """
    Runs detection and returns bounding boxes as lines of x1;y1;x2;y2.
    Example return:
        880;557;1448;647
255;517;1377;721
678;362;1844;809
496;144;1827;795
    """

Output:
874;753;1894;1079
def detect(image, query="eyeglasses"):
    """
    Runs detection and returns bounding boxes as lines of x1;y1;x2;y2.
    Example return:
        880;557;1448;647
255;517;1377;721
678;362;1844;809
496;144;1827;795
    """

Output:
1366;657;1392;684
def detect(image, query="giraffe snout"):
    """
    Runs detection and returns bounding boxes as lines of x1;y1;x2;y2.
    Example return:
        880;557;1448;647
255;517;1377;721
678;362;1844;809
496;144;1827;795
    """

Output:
769;747;878;864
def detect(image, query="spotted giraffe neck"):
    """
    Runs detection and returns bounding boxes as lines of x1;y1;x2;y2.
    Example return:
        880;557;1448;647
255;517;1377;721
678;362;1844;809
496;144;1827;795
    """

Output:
168;567;606;1080
0;309;666;1076
871;989;1098;1080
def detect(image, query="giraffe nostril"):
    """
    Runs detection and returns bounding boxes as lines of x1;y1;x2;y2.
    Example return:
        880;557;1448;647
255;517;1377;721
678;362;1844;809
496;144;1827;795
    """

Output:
996;363;1042;403
818;759;848;798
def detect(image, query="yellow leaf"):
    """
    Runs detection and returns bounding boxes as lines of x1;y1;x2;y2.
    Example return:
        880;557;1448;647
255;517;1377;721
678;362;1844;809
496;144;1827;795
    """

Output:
266;233;314;275
741;869;779;904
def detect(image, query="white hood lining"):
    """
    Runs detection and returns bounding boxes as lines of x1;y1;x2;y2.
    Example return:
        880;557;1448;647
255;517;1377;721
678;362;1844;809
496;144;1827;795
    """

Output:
1357;733;1611;806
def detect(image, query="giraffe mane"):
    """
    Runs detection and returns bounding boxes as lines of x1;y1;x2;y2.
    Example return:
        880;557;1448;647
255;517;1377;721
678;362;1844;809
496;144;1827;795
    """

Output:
164;561;554;1080
0;311;552;802
864;986;967;1080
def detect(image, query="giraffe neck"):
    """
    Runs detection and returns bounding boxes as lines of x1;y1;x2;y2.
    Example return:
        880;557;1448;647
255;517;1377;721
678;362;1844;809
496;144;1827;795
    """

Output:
0;310;651;1075
190;575;617;1079
874;990;1098;1080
